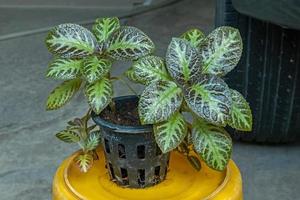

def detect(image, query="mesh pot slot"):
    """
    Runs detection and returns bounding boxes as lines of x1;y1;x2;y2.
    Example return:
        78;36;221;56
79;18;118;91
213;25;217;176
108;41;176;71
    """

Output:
92;96;170;188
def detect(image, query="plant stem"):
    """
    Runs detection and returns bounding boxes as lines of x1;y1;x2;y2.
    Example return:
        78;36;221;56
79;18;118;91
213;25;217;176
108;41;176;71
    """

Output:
82;108;92;140
109;100;116;114
111;75;138;96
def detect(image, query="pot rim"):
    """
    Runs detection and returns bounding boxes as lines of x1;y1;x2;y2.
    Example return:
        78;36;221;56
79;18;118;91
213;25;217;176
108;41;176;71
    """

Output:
91;95;152;134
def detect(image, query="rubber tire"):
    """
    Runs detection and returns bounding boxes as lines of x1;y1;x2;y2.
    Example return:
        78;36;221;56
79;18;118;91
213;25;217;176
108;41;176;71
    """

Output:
215;0;300;143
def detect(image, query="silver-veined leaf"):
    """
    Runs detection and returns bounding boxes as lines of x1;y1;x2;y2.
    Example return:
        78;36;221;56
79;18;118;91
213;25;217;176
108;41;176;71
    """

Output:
46;58;82;80
107;26;155;60
125;55;170;85
200;26;242;76
154;112;187;153
184;75;232;126
228;89;252;131
46;23;98;58
85;78;112;114
82;56;112;83
75;153;93;173
92;17;120;43
56;129;80;143
46;79;82;110
180;28;205;47
85;131;101;151
192;118;232;171
165;38;202;84
138;80;183;124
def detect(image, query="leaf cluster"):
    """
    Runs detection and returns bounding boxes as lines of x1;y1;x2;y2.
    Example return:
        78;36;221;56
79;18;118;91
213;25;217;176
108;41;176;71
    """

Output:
45;18;253;172
55;110;101;172
126;26;253;171
45;17;155;172
45;17;155;114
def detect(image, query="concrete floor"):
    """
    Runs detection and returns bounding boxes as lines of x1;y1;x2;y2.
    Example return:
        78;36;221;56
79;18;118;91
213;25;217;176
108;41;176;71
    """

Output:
0;0;299;199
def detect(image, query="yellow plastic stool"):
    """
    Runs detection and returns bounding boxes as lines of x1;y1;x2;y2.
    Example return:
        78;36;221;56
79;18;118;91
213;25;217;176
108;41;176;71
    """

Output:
53;148;243;200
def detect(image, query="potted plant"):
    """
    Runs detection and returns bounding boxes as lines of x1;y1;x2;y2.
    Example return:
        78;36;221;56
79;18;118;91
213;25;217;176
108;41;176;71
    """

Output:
46;17;252;190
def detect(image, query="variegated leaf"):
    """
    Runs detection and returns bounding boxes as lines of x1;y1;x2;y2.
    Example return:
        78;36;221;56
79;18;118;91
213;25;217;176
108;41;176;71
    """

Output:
85;131;101;151
56;129;80;143
184;75;232;126
92;17;120;43
107;26;155;60
165;38;202;84
46;23;98;58
46;79;82;110
192;118;232;171
46;58;82;80
180;28;205;47
138;80;183;124
82;56;112;83
75;153;93;173
125;55;170;85
200;26;242;76
85;78;112;114
154;112;187;153
228;89;252;131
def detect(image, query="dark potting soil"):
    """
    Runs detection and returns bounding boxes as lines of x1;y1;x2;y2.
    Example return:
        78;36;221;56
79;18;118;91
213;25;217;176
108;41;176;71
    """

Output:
100;102;141;126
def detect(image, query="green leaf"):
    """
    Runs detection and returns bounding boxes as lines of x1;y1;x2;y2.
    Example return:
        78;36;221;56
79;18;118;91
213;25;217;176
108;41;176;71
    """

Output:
192;118;232;171
85;131;101;151
184;75;232;126
138;80;183;124
107;26;155;60
228;89;252;131
82;56;112;83
46;79;82;110
75;153;93;173
85;78;112;114
154;112;187;153
92;17;120;43
200;26;242;76
165;38;202;84
46;23;97;58
125;55;170;85
46;58;82;80
180;28;205;47
56;129;80;143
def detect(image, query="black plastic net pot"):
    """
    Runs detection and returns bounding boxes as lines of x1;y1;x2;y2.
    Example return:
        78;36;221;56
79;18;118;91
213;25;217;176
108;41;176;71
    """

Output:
92;95;170;188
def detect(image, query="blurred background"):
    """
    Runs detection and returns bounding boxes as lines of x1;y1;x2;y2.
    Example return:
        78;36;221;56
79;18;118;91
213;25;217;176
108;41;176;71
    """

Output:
0;0;299;199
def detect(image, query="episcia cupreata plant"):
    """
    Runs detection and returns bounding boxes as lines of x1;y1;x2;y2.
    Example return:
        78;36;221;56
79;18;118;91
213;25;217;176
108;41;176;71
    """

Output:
45;17;155;172
126;27;253;171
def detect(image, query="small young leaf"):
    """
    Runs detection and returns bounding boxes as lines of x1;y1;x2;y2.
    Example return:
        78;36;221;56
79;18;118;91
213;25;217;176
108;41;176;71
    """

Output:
228;89;252;131
139;80;183;124
92;17;120;43
46;58;82;80
187;155;202;171
46;79;82;110
200;26;242;76
184;75;232;126
46;23;97;58
75;153;93;173
165;38;202;84
107;26;155;60
85;131;101;151
180;28;205;47
192;118;232;171
85;78;112;114
154;112;188;153
125;55;170;85
56;129;80;143
82;56;112;83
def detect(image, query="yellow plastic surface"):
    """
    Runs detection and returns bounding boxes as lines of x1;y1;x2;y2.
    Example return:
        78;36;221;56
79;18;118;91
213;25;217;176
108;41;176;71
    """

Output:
53;148;243;200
